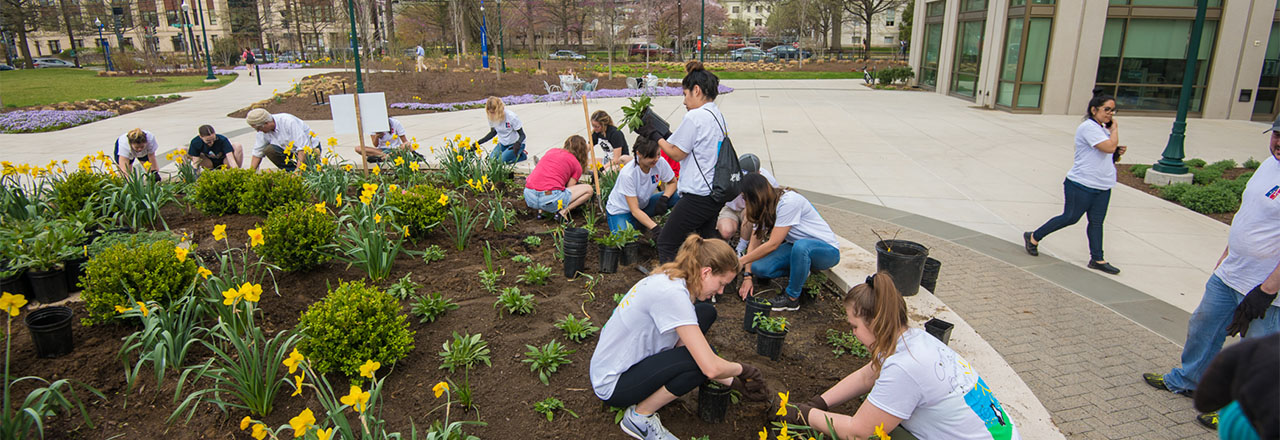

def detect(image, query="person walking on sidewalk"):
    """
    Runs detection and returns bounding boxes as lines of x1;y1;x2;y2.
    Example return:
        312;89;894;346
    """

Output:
415;45;426;72
735;173;840;311
242;47;255;76
1023;92;1125;275
590;235;767;440
1143;118;1280;431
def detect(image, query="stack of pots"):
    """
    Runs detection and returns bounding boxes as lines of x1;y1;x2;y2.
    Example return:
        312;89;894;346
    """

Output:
875;239;930;296
562;228;589;279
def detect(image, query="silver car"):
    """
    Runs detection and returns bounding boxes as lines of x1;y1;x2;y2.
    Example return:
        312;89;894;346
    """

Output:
549;50;586;60
33;58;75;68
730;47;768;62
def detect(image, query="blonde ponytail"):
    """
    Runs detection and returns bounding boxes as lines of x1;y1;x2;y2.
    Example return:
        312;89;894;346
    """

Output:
843;271;908;371
659;235;739;300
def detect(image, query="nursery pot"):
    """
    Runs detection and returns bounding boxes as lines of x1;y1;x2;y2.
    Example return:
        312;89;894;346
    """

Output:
0;268;30;298
620;241;640;266
640;107;671;136
63;256;88;293
755;328;786;361
921;257;942;293
925;318;955;345
875;240;929;296
743;296;771;334
563;246;586;279
27;267;68;304
598;245;620;274
697;382;732;423
24;306;75;358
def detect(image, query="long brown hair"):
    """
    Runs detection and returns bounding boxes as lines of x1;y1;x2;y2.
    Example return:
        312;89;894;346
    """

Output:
658;235;739;300
843;271;909;371
562;135;589;168
590;110;614;129
742;173;785;242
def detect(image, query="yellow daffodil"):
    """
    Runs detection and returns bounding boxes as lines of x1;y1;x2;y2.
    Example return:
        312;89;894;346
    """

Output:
759;428;768;440
373;214;382;224
222;287;242;305
240;416;252;430
284;348;304;374
292;372;305;396
557;199;564;211
360;194;373;205
359;359;381;378
454;134;462;141
247;228;264;247
340;386;371;413
777;423;791;440
315;427;333;440
394;157;405;166
287;141;295;151
776;391;789;417
137;302;149;317
289;408;316;437
322;157;330;165
309;131;316;138
336;193;343;205
174;246;188;262
411;142;420;151
371;166;381;176
251;423;268;440
403;225;410;237
142;161;152;171
874;423;891;440
327;137;338;147
314;202;326;213
388;184;399;192
0;292;27;317
466;178;474;187
298;163;308;171
429;145;435;154
456;155;464;162
363;183;377;193
410;162;420;171
213;224;227;241
115;304;130;314
433;381;449;398
343;164;354;172
197;267;212;279
438;194;449;205
239;282;262;302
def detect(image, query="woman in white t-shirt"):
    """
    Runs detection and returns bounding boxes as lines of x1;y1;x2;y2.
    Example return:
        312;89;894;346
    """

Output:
605;136;679;234
590;236;767;440
475;97;528;164
736;173;840;311
1023;93;1125;275
773;272;1020;440
113;128;160;181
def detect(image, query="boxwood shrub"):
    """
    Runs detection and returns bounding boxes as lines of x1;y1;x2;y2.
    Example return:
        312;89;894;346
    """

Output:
81;236;198;324
52;171;116;215
1159;182;1194;201
239;171;308;216
191;168;254;215
1128;164;1151;179
296;280;415;377
1185;158;1207;168
386;184;449;236
1190;166;1223;185
1177;184;1240;214
259;202;336;272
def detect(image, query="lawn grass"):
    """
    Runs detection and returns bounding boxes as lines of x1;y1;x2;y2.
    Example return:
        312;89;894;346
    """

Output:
712;70;863;80
0;69;236;108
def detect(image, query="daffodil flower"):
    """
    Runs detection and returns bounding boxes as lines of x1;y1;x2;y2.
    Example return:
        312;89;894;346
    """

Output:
759;428;768;440
174;246;189;262
239;282;262;302
874;423;891;440
222;287;243;305
557;199;564;211
197;267;212;279
213;224;227;241
389;184;399;192
327;137;338;147
373;214;382;224
284;347;304;374
777;423;791;440
0;292;27;316
314;202;326;213
336;193;343;205
359;359;381;378
433;381;449;398
137;301;150;317
291;372;305;397
247;228;265;247
251;423;268;440
410;162;420;171
289;408;316;437
240;416;253;431
776;391;789;417
316;427;334;440
438;194;449;205
339;386;371;413
394;157;405;166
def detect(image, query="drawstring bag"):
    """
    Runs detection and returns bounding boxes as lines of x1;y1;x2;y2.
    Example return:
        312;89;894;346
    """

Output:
693;108;742;204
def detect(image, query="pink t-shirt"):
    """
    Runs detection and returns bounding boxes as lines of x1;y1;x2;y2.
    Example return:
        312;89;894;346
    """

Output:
525;148;583;191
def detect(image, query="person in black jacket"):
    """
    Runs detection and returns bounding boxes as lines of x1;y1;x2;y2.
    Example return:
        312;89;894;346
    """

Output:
591;110;631;170
1193;332;1278;438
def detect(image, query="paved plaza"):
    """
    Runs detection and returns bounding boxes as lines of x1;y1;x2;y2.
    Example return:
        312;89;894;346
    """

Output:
4;69;1255;438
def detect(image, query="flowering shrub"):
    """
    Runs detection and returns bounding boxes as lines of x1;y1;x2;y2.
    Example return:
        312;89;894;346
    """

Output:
191;168;255;215
390;85;735;112
259;202;337;271
297;280;415;377
239;171;308;216
81;236;199;324
386;184;449;236
0;109;116;133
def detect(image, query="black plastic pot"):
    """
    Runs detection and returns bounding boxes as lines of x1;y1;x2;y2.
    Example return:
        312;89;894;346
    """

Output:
24;306;75;358
755;328;786;361
925;318;954;345
875;240;929;296
921;257;941;293
640;107;671;136
620;242;640;266
697;382;732;423
0;268;30;298
63;256;88;293
743;296;771;334
27;267;68;304
598;245;620;273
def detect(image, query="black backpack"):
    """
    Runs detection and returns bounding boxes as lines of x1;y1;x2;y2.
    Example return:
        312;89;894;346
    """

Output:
692;108;742;204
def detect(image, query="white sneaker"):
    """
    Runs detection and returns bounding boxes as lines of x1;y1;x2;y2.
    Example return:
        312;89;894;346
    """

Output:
619;406;678;440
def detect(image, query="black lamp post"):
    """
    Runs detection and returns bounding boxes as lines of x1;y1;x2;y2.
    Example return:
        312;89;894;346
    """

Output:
190;0;216;81
95;18;113;72
1152;0;1209;176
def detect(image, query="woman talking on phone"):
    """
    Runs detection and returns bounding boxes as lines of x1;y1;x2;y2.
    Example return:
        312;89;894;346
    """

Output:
1023;92;1125;275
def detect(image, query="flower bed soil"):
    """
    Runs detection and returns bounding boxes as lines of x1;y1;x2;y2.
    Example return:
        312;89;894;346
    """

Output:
10;181;868;439
1115;163;1251;225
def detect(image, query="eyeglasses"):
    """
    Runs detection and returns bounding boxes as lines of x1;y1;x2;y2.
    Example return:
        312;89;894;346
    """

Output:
1101;107;1116;113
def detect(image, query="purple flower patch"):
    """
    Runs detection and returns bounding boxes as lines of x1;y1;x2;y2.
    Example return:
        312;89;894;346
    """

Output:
389;85;734;112
0;110;117;134
231;62;306;70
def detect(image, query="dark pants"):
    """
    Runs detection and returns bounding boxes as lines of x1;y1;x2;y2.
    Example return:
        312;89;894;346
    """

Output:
656;193;722;263
602;302;717;407
263;144;319;171
1033;178;1111;261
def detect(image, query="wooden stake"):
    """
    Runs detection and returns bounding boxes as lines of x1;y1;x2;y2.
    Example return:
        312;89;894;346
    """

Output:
582;97;603;213
353;92;369;176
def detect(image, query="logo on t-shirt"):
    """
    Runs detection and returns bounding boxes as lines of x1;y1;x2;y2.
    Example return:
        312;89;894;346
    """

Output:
651;174;658;184
1267;185;1279;200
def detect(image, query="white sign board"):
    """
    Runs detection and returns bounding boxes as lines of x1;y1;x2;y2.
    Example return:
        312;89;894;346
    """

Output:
329;92;390;134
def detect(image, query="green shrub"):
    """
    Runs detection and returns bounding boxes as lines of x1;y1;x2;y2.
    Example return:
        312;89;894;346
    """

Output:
52;171;115;215
191;168;254;215
258;202;336;271
1211;173;1251;198
1177;184;1240;214
1128;164;1151;179
1206;159;1237;170
386;184;449;236
81;237;199;324
1185;158;1207;168
1159;183;1194;201
239;171;308;216
296;280;416;377
1243;158;1261;169
1190;167;1222;185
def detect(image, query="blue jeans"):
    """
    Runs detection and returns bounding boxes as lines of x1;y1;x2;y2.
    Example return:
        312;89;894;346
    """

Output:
491;142;527;164
749;239;841;299
1033;178;1111;262
523;187;569;214
1163;274;1280;393
607;193;681;232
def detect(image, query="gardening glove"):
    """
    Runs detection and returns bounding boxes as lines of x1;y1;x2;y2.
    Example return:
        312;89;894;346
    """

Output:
769;395;830;425
646;224;663;241
1226;285;1277;337
634;122;658;139
647;126;672;141
735;238;749;256
653;195;670;215
729;363;768;401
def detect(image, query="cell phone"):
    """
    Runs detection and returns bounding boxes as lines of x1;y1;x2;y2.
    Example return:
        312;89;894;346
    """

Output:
1105;121;1112;129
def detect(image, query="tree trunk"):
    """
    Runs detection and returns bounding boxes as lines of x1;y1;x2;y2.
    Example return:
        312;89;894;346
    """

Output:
863;16;871;56
59;0;80;67
830;8;842;50
15;24;33;69
289;0;304;56
384;0;395;51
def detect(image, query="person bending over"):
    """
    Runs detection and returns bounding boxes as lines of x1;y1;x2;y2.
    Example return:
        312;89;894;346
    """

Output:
475;97;528;164
737;173;840;311
188;124;243;170
716;153;779;254
523;135;593;222
592;110;633;170
113;127;161;181
605;136;679;235
245;108;318;171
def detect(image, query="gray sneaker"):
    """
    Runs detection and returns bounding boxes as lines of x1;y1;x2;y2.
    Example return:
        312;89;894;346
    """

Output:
620;406;678;440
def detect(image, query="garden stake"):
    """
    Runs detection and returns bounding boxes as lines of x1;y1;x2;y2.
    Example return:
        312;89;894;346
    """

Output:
582;98;603;214
353;92;369;176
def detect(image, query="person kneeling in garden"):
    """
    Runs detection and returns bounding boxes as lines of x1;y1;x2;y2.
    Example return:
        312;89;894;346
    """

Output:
606;136;678;236
736;173;840;311
475;97;528;164
590;235;768;440
772;272;1021;440
188;124;243;170
717;153;779;255
245;108;319;171
523;135;593;223
113;127;161;181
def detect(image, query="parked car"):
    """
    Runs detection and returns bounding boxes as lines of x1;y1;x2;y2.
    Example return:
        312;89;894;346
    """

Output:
0;64;14;71
765;45;812;60
629;43;673;57
730;47;769;62
33;58;74;68
548;50;586;60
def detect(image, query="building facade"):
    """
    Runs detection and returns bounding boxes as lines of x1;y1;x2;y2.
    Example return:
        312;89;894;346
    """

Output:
909;0;1280;121
720;0;909;48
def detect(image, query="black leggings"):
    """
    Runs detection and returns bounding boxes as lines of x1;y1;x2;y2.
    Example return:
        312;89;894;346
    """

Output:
1032;178;1111;262
656;193;723;263
602;302;717;407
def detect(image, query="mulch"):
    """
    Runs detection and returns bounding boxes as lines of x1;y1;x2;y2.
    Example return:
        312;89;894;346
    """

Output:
12;183;868;440
1114;164;1251;225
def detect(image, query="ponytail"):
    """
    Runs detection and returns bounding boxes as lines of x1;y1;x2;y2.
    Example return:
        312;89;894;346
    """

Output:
843;271;908;371
659;235;739;300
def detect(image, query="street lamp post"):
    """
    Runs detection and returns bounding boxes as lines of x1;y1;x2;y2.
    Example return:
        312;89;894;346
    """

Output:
699;0;705;62
1152;0;1209;176
180;3;196;66
188;1;216;81
95;18;113;72
480;0;490;69
346;0;365;93
498;0;506;73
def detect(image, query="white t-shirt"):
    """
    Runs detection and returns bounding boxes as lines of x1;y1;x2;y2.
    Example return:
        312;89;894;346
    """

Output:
490;110;524;146
1214;155;1280;306
115;131;159;160
725;168;779;212
252;113;317;158
667;102;726;197
1064;119;1116;191
769;191;839;248
375;118;407;149
867;328;1021;440
590;274;699;400
606;159;676;216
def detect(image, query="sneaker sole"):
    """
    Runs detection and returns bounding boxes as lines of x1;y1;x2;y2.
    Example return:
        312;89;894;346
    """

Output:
771;305;799;312
619;420;646;440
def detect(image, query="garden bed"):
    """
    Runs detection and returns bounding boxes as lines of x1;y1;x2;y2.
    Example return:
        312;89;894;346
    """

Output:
0;95;186;133
6;164;868;439
1116;158;1259;225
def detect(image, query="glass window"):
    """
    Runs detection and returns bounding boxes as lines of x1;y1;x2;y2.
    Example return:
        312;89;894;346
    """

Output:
1001;18;1024;82
920;22;944;87
962;0;986;12
48;40;61;53
1022;17;1051;83
952;19;985;97
927;1;946;16
1254;21;1280;120
1095;16;1219;112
